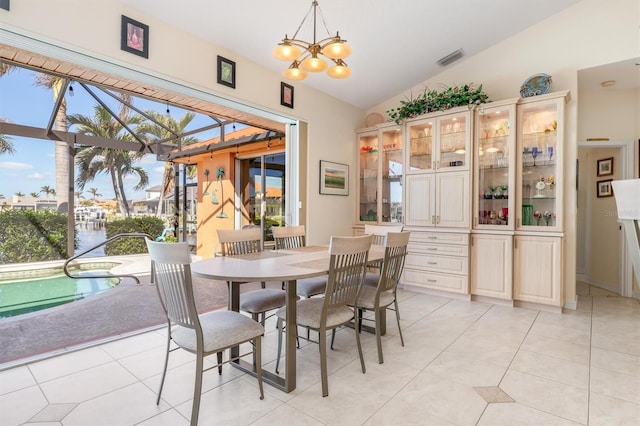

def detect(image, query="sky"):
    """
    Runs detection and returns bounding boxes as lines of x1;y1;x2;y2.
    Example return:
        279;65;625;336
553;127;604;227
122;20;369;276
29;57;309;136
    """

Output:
0;66;220;202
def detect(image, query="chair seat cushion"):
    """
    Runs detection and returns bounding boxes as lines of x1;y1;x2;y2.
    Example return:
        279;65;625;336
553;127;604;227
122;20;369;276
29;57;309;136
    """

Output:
356;285;394;310
172;310;264;353
276;298;354;330
297;276;327;298
362;272;380;288
240;288;286;314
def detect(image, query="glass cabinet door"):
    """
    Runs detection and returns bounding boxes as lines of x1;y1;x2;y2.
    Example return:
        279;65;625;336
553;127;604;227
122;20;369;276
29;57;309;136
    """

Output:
407;119;434;172
517;95;565;231
475;102;516;229
358;130;379;222
437;112;469;171
380;125;403;222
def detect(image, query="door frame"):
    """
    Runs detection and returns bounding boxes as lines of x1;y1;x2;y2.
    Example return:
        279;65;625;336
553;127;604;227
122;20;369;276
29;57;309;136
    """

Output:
577;140;635;297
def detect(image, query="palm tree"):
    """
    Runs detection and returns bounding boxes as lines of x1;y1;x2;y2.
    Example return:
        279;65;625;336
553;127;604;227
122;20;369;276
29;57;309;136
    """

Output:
87;188;101;202
1;65;71;211
0;131;14;155
29;192;40;198
70;104;148;216
15;191;25;197
40;185;55;201
137;111;198;217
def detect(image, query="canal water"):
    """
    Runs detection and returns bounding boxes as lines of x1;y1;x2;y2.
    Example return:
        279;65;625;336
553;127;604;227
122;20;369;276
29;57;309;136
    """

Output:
75;224;106;257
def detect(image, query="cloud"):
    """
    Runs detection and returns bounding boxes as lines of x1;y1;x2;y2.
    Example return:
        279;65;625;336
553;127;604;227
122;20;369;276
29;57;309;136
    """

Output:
26;173;46;179
0;161;34;170
152;166;165;175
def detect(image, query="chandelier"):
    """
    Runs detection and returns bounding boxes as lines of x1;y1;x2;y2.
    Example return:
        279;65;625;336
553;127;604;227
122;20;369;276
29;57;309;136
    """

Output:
273;1;352;81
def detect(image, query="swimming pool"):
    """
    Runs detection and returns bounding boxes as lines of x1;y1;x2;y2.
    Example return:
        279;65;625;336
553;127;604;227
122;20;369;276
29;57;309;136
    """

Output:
0;271;121;318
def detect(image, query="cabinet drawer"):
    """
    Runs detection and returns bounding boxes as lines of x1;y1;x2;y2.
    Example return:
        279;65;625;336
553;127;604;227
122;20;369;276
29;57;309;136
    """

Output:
406;253;468;275
403;269;467;294
409;232;468;245
409;243;468;256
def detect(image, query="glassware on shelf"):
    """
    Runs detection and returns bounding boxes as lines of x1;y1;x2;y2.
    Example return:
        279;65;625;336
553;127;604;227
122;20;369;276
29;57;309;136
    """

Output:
535;178;546;197
531;147;539;166
547;146;554;164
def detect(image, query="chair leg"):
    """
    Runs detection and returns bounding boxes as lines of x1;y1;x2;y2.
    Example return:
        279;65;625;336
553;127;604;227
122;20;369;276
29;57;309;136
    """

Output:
217;352;223;375
394;299;405;347
190;352;204;426
330;328;336;350
251;313;260;367
156;327;171;405
275;317;283;374
354;311;366;374
358;308;364;333
319;327;329;397
375;308;384;364
255;336;264;400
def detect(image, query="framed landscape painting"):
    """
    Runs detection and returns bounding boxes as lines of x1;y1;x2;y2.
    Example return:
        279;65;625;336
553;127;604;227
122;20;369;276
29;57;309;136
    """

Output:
319;160;348;196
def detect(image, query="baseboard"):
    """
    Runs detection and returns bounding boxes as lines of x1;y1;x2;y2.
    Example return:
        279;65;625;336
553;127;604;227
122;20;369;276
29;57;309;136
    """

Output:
471;294;515;307
514;299;563;314
401;284;471;301
563;295;578;310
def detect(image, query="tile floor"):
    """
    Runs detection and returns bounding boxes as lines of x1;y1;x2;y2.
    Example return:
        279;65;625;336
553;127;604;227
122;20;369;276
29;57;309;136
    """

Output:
1;283;638;425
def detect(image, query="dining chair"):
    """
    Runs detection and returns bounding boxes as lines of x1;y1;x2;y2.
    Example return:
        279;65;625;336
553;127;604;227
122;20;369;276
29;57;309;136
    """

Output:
146;240;264;426
274;234;373;397
272;225;327;298
354;231;410;364
363;224;404;273
217;228;286;324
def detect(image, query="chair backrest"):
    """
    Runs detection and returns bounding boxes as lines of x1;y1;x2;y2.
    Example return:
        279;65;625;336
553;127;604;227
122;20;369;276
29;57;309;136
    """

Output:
146;240;199;330
323;235;373;315
272;225;306;249
364;224;404;245
217;228;262;256
378;231;411;293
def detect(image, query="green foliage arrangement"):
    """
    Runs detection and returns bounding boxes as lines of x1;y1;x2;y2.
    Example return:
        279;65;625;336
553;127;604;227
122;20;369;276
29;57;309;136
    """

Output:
105;216;165;255
0;210;77;263
386;83;489;124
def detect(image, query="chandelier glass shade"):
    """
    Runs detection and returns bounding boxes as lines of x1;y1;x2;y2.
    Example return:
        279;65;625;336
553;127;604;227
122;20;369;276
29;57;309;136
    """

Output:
273;1;351;81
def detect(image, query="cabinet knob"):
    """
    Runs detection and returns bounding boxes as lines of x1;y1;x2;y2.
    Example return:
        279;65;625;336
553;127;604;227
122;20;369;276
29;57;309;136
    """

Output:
427;261;438;265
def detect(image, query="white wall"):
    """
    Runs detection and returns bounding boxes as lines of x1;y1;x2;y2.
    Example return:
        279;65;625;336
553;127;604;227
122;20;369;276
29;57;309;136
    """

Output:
0;0;364;245
368;0;639;307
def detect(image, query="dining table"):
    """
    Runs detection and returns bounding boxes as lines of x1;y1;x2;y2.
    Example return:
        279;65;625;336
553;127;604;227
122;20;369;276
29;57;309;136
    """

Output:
190;244;384;393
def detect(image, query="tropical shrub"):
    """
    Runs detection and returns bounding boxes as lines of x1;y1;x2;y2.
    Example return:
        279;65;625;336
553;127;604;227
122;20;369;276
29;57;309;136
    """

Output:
0;210;77;263
105;216;165;255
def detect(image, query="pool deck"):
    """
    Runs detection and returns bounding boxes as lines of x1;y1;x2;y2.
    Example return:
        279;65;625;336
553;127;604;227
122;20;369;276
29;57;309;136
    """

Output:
0;255;275;369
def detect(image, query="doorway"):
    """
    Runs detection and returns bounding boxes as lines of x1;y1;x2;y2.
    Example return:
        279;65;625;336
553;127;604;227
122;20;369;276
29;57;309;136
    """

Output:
577;141;635;297
237;151;286;248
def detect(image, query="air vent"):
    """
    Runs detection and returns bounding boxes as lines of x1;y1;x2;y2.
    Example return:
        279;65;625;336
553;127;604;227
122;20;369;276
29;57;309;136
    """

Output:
437;49;464;67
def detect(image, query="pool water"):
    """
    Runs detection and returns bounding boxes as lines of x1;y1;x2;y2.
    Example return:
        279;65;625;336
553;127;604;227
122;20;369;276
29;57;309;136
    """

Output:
0;273;121;318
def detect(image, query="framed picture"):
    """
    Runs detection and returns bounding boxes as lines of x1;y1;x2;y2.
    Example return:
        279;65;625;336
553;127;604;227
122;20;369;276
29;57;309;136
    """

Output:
319;160;349;196
217;56;236;89
597;157;613;176
281;82;294;108
0;0;9;11
596;179;613;198
121;15;149;58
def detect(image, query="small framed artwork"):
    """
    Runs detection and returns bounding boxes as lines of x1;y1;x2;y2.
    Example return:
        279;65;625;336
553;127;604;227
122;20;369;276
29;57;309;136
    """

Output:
121;15;149;58
217;55;236;89
319;160;349;196
0;0;10;11
281;82;294;108
597;157;613;176
596;179;613;198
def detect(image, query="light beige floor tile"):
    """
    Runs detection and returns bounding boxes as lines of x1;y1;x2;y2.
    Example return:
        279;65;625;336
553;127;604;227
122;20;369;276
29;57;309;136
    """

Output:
39;361;138;403
575;282;590;296
510;349;589;389
62;382;171;426
30;403;77;422
364;370;487;425
588;391;640;426
117;344;195;381
251;402;326;425
184;376;282;425
137;408;189;425
143;359;242;407
591;347;640;376
589;287;618;296
591;327;640;356
0;365;36;396
99;329;166;359
520;332;590;365
0;385;48;426
478;402;582;425
534;309;592;332
28;346;113;382
590;366;640;404
528;321;591;346
426;349;508;387
500;370;588;424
